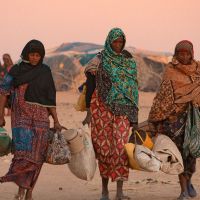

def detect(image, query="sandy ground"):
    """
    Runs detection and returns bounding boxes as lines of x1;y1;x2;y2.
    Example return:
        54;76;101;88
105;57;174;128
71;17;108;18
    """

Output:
0;91;199;200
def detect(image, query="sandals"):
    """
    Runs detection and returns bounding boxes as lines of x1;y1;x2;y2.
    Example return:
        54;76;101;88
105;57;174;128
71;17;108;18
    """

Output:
187;183;197;198
177;192;189;200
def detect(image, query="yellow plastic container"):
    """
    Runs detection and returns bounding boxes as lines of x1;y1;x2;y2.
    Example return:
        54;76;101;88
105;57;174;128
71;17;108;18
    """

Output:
125;130;154;170
137;131;154;150
124;143;141;170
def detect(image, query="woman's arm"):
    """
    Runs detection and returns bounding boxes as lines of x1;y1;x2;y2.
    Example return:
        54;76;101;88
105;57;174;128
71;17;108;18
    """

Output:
130;105;139;130
48;107;64;131
82;72;96;126
85;72;96;108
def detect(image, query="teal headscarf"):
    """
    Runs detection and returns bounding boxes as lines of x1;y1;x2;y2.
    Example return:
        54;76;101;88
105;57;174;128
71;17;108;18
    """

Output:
101;28;138;107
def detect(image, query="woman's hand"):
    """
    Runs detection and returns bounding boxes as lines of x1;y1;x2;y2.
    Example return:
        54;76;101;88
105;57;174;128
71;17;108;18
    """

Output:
0;116;5;127
82;108;91;126
54;121;68;132
48;107;67;131
131;123;138;131
54;121;63;132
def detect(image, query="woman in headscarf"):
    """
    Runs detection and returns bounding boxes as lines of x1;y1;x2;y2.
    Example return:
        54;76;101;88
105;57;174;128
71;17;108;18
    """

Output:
0;40;63;200
0;53;13;80
1;54;14;115
149;40;199;200
2;53;13;72
83;28;138;200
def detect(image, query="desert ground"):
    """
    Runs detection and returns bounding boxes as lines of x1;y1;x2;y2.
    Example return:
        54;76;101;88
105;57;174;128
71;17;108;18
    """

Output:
0;91;199;200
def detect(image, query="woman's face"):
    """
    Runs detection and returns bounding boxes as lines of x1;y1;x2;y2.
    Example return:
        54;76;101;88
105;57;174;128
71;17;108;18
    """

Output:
176;51;192;65
111;37;124;54
3;56;10;67
28;52;41;66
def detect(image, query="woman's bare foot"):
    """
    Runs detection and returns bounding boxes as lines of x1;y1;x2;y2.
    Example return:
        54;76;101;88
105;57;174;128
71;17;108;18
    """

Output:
115;194;130;200
14;187;26;200
100;178;109;200
116;180;130;200
25;189;33;200
100;192;110;200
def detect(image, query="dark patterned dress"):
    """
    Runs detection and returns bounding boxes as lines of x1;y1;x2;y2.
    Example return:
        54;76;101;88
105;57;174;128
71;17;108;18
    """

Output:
0;74;49;189
162;112;196;176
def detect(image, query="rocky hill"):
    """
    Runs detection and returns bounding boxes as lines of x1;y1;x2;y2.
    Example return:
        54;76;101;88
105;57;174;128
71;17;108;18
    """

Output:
45;42;172;92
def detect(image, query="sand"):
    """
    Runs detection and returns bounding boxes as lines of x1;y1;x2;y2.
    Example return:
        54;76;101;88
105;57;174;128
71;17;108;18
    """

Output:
0;91;199;200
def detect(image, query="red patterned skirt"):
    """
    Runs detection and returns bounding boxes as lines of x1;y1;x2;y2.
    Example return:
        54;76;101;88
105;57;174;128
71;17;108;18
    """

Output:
91;90;130;182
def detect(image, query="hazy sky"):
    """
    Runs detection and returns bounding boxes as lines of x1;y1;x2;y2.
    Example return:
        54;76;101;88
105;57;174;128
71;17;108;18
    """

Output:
1;0;200;61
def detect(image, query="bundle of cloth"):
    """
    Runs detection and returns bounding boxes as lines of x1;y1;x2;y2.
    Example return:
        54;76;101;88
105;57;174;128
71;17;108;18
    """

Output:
125;127;184;174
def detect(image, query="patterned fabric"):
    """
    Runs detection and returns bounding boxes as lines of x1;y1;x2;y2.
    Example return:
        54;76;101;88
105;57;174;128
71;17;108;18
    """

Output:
12;128;33;151
162;112;187;142
84;50;138;123
2;159;43;189
46;131;71;165
183;104;200;158
149;41;198;177
91;90;130;181
149;60;200;122
97;57;138;123
0;74;13;95
84;55;101;73
174;40;194;59
0;74;50;189
102;28;138;107
148;79;177;122
162;112;196;176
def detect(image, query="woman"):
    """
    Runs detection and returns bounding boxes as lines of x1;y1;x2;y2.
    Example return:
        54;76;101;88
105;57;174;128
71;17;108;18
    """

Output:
1;53;14;115
149;40;199;200
2;53;13;71
0;40;63;200
83;28;138;200
0;53;13;80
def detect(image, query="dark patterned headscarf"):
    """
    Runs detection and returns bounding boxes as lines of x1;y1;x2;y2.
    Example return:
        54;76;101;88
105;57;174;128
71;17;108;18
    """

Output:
174;40;194;59
101;28;138;107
